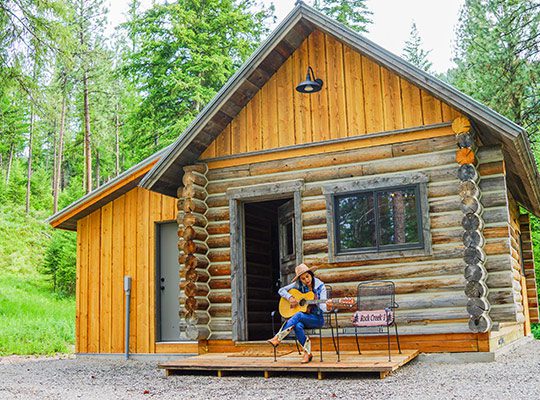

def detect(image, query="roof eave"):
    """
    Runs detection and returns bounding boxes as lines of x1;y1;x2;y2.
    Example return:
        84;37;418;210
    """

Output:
47;147;168;230
139;2;540;215
139;3;306;191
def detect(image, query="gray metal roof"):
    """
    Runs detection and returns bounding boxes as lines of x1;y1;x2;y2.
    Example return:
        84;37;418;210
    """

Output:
137;2;539;215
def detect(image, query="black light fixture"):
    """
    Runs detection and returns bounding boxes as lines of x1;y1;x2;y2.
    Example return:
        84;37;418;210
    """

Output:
296;66;323;94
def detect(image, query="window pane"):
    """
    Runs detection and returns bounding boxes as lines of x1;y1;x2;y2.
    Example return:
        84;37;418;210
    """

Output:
284;220;294;256
336;192;376;250
377;187;419;246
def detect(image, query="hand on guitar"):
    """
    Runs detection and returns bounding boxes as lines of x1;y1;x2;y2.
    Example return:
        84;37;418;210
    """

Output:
288;297;298;308
326;299;333;311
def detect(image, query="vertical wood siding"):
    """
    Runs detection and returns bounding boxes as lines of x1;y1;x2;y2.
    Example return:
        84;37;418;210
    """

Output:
201;30;461;159
76;187;177;353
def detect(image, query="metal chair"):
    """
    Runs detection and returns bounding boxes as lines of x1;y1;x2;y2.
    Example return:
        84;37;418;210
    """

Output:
315;285;340;362
270;285;340;362
353;280;402;362
270;310;302;362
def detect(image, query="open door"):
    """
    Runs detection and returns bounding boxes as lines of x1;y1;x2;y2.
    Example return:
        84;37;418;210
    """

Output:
278;199;297;286
243;198;298;340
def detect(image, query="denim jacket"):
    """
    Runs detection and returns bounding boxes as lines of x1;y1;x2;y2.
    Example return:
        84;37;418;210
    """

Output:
278;277;327;317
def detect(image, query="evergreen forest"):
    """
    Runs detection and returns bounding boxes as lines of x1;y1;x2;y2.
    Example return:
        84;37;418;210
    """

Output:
0;0;539;354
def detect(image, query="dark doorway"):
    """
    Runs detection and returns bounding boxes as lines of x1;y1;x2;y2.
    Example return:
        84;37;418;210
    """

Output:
244;198;295;340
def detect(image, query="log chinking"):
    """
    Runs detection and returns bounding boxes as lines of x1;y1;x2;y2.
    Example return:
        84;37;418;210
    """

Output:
453;116;492;333
177;164;210;340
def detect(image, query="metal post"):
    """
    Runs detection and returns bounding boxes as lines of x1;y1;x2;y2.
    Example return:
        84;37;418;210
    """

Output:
124;276;132;360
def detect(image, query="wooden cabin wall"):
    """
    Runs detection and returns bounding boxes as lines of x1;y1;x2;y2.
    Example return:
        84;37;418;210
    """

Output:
507;192;528;329
204;129;498;340
75;187;177;354
201;30;461;159
476;147;525;325
519;214;539;324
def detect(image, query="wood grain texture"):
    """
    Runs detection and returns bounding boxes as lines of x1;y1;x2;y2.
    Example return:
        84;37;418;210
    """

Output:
75;187;178;354
77;217;90;353
87;210;101;353
203;133;473;340
99;202;113;353
111;196;125;353
204;30;460;159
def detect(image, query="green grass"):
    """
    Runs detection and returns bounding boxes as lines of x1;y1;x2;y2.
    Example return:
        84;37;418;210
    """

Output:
0;271;75;355
0;204;75;355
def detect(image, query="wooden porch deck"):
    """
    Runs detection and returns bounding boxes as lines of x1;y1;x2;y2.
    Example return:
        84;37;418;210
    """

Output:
159;349;419;379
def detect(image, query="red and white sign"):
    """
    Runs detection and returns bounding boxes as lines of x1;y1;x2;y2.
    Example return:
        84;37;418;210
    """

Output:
351;309;394;327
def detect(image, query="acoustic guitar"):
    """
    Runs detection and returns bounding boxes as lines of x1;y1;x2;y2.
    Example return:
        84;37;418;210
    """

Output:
278;288;355;318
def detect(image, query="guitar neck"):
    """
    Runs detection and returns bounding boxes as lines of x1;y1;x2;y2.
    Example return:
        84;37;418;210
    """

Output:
305;298;346;305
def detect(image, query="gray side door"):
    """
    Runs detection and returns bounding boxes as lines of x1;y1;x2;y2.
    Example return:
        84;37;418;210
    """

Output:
158;222;180;341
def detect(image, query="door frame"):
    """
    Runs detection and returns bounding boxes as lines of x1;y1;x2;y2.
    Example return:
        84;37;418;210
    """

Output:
227;179;304;341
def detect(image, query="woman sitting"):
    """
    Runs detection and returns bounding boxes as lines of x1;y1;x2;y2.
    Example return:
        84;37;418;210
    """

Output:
267;263;331;363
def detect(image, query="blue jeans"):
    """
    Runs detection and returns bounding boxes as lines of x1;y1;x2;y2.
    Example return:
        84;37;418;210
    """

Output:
282;312;324;346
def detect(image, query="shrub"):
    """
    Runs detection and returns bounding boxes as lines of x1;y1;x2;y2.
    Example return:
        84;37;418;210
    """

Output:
41;230;76;296
532;323;540;340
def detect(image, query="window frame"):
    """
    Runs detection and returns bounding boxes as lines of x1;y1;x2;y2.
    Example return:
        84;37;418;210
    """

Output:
323;173;432;263
333;184;424;254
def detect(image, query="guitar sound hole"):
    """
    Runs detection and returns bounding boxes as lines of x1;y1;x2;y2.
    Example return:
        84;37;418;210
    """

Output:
299;299;306;306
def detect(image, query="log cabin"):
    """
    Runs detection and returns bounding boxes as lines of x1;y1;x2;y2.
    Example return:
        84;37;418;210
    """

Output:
48;3;539;358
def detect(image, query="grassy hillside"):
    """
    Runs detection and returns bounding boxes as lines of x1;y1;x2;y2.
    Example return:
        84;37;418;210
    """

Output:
0;205;75;355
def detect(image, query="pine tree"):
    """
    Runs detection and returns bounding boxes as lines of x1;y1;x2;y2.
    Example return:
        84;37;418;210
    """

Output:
71;0;112;193
451;0;540;135
313;0;372;33
120;0;275;162
402;22;433;73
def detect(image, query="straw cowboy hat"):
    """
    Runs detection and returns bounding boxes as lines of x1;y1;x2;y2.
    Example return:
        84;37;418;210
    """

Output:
292;263;318;281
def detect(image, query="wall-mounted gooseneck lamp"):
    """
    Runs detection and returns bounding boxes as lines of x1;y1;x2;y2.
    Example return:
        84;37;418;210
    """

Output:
296;66;324;94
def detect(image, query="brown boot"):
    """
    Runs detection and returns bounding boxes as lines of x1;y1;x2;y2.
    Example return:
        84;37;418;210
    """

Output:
267;327;293;347
301;351;313;364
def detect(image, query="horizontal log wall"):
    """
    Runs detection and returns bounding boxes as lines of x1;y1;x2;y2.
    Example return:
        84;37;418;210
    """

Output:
476;146;524;324
507;191;529;335
205;133;481;340
201;30;461;159
519;214;539;323
76;187;177;354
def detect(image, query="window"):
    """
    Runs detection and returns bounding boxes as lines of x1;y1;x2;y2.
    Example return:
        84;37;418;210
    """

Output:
335;185;422;253
323;173;431;262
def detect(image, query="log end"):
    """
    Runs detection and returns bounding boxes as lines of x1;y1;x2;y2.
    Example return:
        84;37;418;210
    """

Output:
452;116;471;134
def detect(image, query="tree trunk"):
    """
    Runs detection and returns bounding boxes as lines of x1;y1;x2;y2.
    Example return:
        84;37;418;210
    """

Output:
5;142;14;185
53;94;66;213
115;103;120;176
52;119;57;193
26;105;35;214
95;149;100;186
83;69;92;194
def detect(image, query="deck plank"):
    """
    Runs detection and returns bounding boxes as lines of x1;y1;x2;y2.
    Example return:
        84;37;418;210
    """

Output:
159;350;419;377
